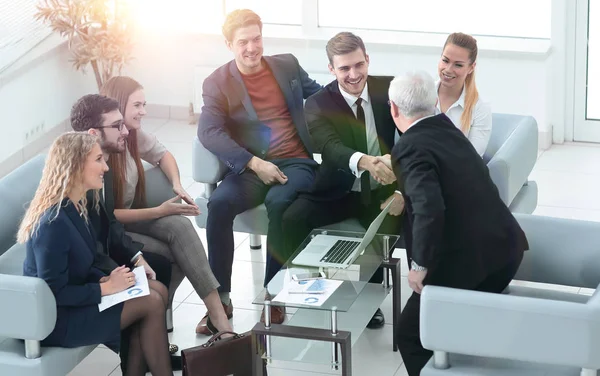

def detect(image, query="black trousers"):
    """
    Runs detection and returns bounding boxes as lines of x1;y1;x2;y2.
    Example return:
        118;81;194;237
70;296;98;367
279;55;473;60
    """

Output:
282;187;403;284
120;252;171;373
397;255;523;376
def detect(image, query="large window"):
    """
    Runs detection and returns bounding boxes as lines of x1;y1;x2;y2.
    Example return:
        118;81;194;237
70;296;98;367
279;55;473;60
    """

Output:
225;0;302;25
318;0;551;39
586;0;600;120
0;0;51;73
136;0;224;34
574;0;600;141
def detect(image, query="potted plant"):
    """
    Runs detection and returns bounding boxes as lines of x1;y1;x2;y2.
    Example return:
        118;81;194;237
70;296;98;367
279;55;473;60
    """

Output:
35;0;135;91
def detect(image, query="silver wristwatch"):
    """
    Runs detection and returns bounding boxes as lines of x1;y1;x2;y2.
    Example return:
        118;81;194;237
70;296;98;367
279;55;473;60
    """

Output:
411;260;427;272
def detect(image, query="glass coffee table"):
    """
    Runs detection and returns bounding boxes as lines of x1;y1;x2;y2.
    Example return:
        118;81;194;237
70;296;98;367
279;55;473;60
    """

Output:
250;229;402;376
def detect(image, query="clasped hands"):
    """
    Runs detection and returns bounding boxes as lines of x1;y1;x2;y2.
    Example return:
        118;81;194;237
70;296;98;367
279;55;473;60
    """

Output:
358;154;395;185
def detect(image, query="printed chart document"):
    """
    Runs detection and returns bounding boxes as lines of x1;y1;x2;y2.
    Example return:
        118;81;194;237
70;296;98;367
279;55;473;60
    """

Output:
273;279;343;307
98;266;149;312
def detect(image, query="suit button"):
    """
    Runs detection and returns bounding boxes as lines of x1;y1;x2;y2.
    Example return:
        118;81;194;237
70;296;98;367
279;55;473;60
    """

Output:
261;150;266;155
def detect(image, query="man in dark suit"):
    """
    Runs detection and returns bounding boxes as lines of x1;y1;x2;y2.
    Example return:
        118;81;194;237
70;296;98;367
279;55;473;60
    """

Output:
197;9;322;326
281;32;403;329
70;94;176;372
386;71;528;375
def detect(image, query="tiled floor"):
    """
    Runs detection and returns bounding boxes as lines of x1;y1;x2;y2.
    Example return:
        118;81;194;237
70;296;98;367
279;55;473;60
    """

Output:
66;118;600;376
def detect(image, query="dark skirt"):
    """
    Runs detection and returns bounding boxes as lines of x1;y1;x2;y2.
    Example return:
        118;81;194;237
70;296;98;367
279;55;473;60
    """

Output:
42;302;123;353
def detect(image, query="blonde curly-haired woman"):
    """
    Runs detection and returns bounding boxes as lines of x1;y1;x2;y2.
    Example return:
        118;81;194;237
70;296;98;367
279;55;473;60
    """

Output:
19;132;173;376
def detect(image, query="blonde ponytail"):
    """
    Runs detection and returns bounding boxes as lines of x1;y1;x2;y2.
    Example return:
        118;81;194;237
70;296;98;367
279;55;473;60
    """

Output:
460;70;479;135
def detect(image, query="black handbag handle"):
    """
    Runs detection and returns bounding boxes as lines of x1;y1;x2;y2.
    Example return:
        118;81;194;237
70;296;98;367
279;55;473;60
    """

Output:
202;331;245;347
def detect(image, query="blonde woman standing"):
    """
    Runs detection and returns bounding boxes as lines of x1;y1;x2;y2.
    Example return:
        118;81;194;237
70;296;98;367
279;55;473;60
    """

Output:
436;32;492;156
19;132;173;376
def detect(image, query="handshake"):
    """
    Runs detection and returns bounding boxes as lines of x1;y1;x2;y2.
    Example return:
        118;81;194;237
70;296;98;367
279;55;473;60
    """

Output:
358;154;395;185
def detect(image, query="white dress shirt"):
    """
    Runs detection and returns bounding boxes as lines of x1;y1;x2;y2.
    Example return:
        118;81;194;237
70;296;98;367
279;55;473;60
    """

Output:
435;80;492;156
339;83;404;199
339;83;382;192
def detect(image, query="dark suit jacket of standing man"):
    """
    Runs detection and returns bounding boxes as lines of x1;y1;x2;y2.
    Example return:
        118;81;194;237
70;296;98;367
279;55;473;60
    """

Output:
198;53;321;171
391;113;528;289
392;113;528;375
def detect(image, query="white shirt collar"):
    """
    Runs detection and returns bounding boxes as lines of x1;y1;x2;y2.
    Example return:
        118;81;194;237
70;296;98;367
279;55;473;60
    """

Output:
339;82;369;107
435;80;465;110
407;114;436;130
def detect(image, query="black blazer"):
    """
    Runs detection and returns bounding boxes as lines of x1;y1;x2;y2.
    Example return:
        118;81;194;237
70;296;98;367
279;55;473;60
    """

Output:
306;76;399;198
86;169;142;273
392;114;528;288
23;200;121;350
198;54;322;174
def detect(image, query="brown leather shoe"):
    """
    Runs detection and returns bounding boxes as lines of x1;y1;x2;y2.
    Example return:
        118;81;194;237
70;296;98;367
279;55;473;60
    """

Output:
196;300;234;335
260;305;286;325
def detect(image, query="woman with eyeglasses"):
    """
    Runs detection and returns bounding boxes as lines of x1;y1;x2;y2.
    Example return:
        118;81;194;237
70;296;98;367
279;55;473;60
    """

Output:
99;76;233;336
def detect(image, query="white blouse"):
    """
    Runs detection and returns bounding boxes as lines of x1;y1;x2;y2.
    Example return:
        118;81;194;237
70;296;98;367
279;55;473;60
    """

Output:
435;80;492;156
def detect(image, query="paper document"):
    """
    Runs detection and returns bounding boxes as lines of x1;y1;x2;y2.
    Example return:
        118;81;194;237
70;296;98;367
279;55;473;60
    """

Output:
273;279;343;307
98;266;149;312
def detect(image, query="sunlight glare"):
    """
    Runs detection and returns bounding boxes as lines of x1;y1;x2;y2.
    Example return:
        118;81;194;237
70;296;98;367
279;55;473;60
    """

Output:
132;0;224;34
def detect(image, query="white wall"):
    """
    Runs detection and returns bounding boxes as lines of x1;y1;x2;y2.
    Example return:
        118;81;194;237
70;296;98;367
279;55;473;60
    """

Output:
0;42;97;164
125;33;550;140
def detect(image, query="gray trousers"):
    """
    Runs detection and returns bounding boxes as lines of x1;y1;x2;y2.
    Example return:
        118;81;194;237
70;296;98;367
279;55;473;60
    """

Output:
125;215;219;308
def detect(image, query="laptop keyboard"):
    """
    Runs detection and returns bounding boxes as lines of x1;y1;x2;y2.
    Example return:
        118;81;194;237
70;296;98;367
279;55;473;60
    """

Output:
320;240;360;264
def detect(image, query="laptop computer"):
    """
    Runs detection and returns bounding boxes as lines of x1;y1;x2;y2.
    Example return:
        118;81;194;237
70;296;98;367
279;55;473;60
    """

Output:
291;197;396;269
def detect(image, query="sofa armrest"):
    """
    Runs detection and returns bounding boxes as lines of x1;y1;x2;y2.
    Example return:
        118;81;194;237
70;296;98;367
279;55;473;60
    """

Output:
0;274;56;340
487;116;538;206
420;285;600;369
192;137;228;184
143;163;177;207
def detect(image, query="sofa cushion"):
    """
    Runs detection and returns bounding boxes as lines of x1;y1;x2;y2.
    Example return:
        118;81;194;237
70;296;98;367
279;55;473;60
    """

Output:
0;339;95;376
421;353;580;376
0;243;26;276
0;155;45;256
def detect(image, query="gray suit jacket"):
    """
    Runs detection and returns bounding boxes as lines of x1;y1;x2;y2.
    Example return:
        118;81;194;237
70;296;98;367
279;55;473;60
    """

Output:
198;53;322;174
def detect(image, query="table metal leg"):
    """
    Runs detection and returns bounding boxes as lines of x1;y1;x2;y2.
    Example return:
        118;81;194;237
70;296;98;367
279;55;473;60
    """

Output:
391;258;401;352
382;256;402;352
331;307;339;370
263;300;272;360
383;236;390;288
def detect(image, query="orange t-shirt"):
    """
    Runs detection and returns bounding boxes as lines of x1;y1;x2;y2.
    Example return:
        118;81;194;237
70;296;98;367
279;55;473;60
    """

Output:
241;67;309;160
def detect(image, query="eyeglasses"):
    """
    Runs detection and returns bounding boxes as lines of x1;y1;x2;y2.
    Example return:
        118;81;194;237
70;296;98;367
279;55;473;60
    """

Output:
92;122;124;132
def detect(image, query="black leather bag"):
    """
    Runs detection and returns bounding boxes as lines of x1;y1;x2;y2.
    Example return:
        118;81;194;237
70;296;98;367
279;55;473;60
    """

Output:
182;331;265;376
